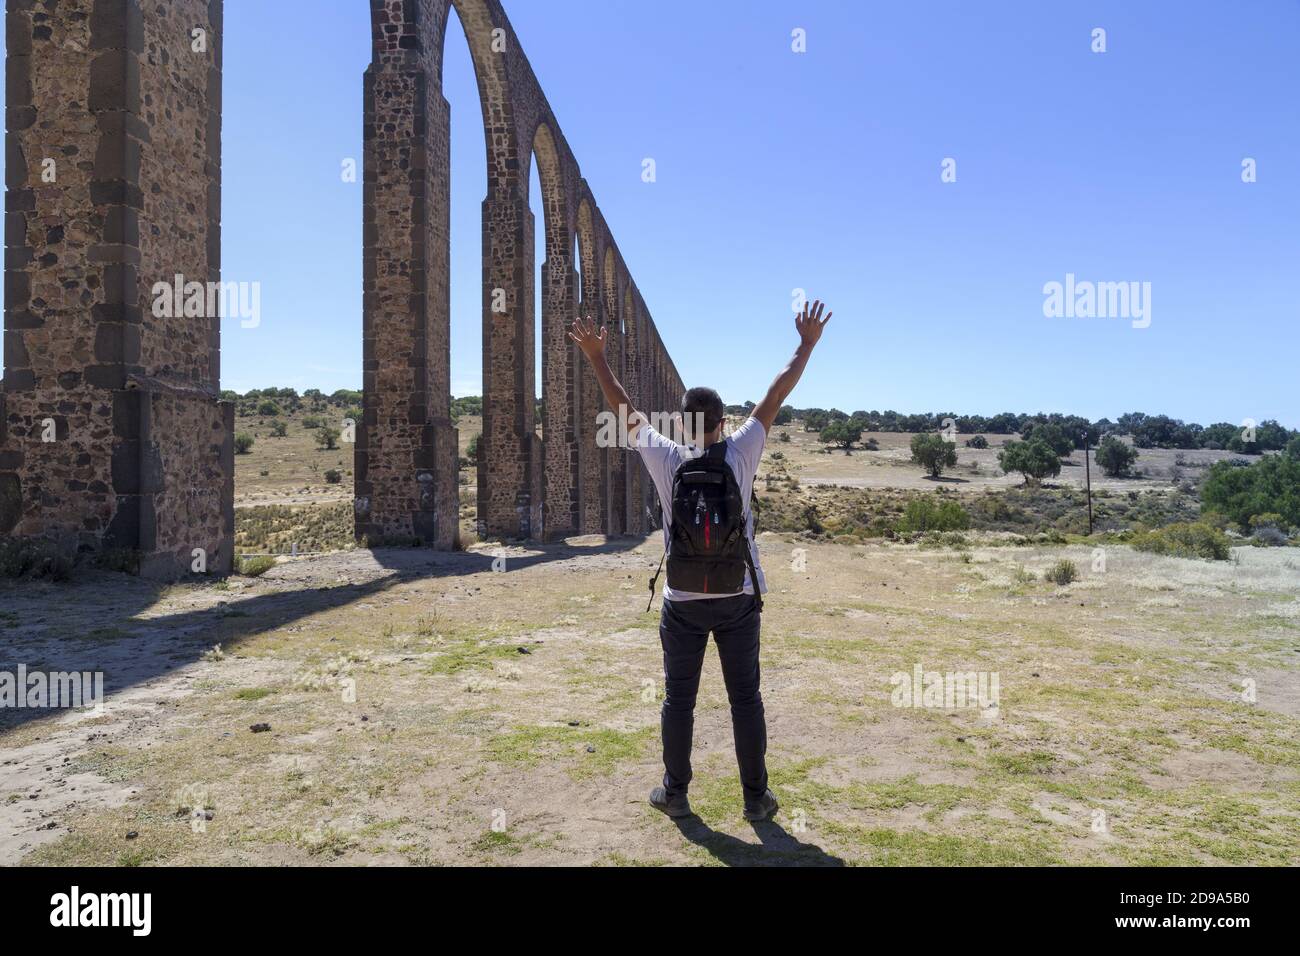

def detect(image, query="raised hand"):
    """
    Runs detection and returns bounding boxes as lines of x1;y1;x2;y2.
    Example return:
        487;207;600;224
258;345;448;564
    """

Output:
796;299;832;348
567;316;607;362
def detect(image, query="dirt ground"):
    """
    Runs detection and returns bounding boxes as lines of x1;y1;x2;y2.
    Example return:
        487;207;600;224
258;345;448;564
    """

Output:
3;531;1297;866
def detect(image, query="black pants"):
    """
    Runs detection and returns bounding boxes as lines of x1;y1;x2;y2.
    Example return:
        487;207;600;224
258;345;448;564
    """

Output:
658;593;768;804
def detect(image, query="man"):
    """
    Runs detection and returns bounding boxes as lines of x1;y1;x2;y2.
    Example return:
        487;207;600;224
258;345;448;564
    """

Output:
569;299;832;822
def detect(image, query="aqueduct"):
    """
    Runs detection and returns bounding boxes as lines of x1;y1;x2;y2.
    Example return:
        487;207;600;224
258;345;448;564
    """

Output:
1;0;685;576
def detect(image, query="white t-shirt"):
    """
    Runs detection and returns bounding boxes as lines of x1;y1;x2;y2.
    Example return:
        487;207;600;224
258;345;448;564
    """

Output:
634;416;768;602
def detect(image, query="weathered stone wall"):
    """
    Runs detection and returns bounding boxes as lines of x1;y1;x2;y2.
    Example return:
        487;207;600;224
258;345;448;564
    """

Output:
2;0;683;565
360;0;685;544
2;0;230;576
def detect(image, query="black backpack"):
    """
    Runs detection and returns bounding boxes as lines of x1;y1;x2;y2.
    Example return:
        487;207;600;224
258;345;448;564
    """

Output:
647;442;763;612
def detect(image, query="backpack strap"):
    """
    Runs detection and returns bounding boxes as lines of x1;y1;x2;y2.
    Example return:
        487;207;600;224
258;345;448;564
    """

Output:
646;549;665;612
710;439;763;612
743;541;764;614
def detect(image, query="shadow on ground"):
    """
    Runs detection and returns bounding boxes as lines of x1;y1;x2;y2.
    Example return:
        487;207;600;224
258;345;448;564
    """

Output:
672;815;845;867
0;536;645;734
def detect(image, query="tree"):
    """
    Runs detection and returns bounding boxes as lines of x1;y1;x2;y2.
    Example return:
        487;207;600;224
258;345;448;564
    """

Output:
801;409;829;433
910;433;958;478
998;438;1060;485
1095;436;1139;477
257;399;280;417
820;419;863;452
1019;421;1074;458
1202;454;1300;531
234;433;255;455
774;405;794;426
315;426;341;451
965;435;988;449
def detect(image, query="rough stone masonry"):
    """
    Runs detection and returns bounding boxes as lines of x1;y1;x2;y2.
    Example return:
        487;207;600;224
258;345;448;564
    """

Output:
2;0;685;576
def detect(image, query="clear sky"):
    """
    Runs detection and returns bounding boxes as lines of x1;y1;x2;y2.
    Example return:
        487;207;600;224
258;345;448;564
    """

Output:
9;1;1299;426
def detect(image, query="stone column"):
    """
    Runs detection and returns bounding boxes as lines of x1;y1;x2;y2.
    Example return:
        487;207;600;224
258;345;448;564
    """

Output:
540;252;578;539
358;53;458;549
577;306;601;535
478;188;538;540
2;0;232;577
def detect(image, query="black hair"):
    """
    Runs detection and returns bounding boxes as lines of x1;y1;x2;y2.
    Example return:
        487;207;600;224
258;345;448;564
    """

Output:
681;386;724;435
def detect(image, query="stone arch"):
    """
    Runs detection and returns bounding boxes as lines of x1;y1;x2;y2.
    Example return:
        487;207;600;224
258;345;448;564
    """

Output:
1;0;689;571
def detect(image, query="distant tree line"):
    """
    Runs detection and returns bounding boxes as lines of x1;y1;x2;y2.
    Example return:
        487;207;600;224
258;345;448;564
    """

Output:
768;407;1297;453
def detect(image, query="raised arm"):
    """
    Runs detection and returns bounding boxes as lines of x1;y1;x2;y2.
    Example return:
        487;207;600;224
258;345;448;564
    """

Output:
568;316;645;443
751;298;832;433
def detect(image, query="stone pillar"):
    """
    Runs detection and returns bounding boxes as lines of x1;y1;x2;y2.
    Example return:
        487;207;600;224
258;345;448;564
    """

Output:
606;303;626;536
577;305;601;534
620;300;637;533
357;51;458;549
540;253;578;540
2;0;232;577
478;189;537;540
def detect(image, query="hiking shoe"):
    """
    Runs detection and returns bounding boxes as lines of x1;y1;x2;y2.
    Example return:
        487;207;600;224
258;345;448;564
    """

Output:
649;786;693;818
743;789;779;822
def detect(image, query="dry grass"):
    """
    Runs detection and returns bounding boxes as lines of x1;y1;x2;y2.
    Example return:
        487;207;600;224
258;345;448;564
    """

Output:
2;531;1296;867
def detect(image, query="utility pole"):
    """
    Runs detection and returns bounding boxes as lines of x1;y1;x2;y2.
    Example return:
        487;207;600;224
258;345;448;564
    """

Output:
1083;430;1094;535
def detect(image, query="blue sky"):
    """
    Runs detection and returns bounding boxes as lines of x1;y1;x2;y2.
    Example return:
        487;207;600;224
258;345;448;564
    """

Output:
10;1;1299;426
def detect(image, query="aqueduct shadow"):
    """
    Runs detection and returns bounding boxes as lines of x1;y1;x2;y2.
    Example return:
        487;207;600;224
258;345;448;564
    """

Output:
0;533;646;734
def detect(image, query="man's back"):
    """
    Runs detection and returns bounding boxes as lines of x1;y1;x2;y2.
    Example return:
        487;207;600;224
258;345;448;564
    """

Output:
634;416;768;601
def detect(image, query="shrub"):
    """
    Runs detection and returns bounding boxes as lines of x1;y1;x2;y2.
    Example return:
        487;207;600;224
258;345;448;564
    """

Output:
234;433;255;454
998;439;1060;485
466;434;481;463
896;496;970;534
315;426;341;451
910;433;958;478
0;538;74;581
239;555;276;577
97;548;141;574
303;416;324;429
1248;513;1289;547
324;469;343;484
257;400;281;417
269;420;288;438
1095;436;1139;477
343;406;363;424
820;419;863;451
965;435;989;449
1201;454;1300;531
1130;521;1231;561
801;502;824;534
1045;559;1078;585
